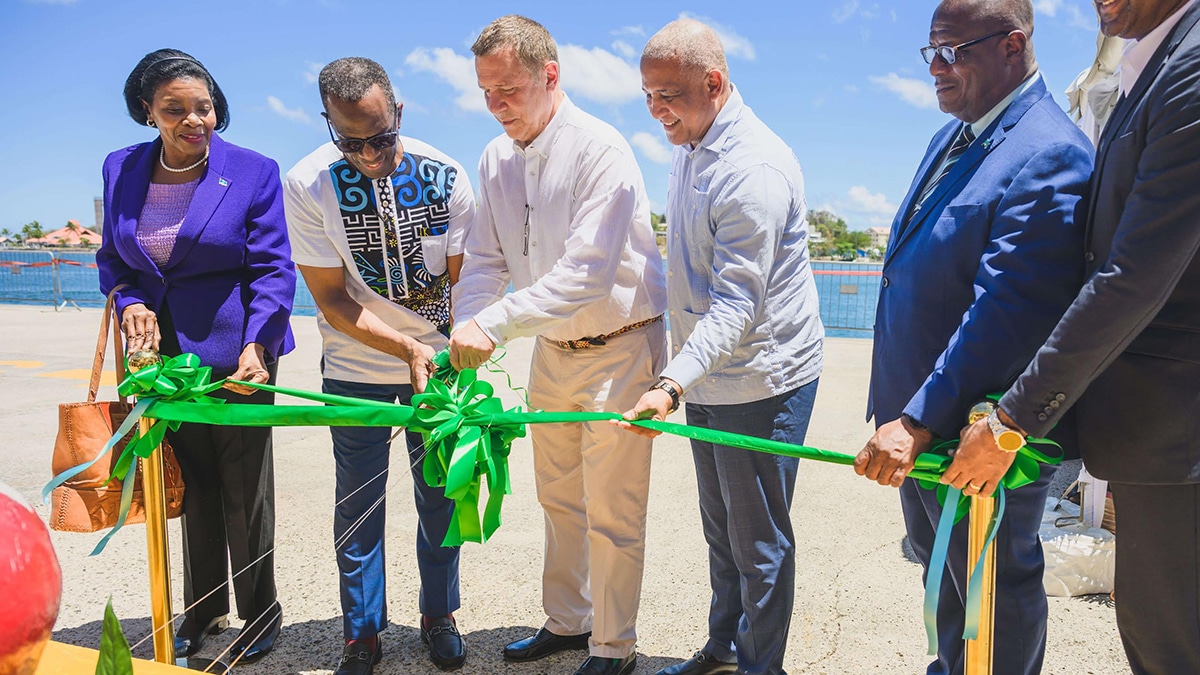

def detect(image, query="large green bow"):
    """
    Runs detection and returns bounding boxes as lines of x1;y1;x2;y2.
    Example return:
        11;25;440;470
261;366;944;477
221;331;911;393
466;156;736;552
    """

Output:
412;366;526;546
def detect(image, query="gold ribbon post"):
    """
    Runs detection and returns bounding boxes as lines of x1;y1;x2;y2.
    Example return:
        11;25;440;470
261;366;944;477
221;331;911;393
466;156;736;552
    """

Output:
963;403;997;675
140;414;174;664
129;349;175;665
964;493;997;675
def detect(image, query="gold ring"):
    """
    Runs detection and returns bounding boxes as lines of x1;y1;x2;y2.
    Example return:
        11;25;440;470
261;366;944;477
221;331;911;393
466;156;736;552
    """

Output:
967;481;983;491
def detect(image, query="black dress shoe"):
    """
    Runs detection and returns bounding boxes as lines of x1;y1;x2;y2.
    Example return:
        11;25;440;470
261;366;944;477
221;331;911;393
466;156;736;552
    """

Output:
334;637;382;675
575;654;637;675
174;614;228;658
503;627;591;662
421;615;466;671
656;651;738;675
230;603;282;663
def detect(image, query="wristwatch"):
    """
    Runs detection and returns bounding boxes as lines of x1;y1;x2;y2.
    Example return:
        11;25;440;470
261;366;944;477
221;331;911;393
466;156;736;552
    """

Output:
649;379;681;413
987;407;1025;453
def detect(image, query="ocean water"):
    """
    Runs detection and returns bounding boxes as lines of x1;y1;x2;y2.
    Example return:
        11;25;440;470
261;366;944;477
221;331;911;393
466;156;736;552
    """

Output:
0;251;881;337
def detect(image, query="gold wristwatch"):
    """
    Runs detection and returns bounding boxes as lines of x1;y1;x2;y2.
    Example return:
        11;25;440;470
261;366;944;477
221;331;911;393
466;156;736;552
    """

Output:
986;407;1025;453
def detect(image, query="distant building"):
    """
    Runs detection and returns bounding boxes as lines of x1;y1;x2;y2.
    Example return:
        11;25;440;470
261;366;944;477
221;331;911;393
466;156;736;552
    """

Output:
810;229;826;244
94;197;104;233
867;226;890;250
26;221;102;247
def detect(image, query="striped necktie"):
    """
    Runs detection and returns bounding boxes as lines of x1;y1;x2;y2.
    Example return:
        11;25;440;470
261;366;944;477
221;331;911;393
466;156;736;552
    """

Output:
913;124;976;216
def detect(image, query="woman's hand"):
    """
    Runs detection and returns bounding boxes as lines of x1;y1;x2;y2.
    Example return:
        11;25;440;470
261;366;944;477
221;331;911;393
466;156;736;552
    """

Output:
121;303;160;353
224;343;270;395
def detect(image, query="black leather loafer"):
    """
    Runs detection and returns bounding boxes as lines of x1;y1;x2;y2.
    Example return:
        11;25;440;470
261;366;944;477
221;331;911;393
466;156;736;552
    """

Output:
575;653;637;675
421;615;466;671
174;614;228;658
502;627;591;662
230;603;282;663
656;651;738;675
335;637;382;675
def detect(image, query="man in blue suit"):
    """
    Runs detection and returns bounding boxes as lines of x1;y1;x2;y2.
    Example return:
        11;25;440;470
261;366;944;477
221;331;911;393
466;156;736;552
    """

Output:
854;1;1093;673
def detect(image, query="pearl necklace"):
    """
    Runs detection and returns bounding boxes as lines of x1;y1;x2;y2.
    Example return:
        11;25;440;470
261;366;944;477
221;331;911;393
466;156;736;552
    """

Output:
159;145;209;173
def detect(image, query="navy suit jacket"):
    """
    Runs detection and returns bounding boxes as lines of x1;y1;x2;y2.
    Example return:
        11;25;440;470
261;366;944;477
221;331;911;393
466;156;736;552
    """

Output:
1002;4;1200;484
870;78;1094;443
97;133;296;373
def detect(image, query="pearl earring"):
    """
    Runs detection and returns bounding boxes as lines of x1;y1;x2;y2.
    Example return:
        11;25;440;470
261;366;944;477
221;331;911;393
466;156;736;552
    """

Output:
147;119;156;128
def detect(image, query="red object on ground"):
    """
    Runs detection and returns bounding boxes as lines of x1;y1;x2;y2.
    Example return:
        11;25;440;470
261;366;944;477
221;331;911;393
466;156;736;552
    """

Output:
0;483;62;675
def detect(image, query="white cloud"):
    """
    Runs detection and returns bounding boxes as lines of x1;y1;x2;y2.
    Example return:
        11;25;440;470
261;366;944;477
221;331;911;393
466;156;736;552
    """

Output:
630;131;673;164
679;12;756;60
833;0;860;23
302;61;324;84
559;44;643;105
611;40;637;59
612;25;646;38
404;47;487;113
1033;0;1062;16
869;72;939;110
266;96;312;124
846;186;897;217
1066;3;1098;29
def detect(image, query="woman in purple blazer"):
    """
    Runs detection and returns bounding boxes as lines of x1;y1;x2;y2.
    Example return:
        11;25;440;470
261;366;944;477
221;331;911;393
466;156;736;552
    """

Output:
97;49;295;663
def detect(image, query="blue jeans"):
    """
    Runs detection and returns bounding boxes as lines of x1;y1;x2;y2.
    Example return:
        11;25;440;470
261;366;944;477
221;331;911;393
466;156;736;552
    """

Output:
687;378;819;675
322;378;461;639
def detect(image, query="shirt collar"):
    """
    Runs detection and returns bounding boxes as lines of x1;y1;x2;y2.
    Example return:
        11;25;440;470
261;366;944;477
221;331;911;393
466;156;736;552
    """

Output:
1121;0;1197;95
514;92;572;160
695;85;745;153
969;70;1041;138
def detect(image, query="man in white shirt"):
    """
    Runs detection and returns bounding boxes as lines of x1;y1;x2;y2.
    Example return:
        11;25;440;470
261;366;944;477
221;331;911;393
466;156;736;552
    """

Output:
283;57;474;675
449;14;667;675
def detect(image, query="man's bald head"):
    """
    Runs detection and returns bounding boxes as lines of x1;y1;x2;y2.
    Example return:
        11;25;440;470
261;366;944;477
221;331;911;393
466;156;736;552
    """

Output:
641;18;730;83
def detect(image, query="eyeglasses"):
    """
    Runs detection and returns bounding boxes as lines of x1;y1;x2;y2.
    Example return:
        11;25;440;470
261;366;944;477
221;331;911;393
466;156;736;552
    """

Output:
920;30;1013;65
324;110;399;154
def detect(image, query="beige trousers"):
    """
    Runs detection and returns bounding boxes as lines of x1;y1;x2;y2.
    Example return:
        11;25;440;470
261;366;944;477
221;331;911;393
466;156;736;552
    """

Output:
527;320;666;658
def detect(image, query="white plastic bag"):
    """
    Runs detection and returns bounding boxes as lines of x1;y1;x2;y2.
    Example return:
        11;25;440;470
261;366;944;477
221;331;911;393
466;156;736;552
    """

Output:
1040;498;1116;597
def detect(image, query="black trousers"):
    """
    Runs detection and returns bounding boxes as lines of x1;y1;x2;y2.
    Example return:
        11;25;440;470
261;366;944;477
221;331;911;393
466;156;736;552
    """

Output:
158;304;278;625
1110;482;1200;675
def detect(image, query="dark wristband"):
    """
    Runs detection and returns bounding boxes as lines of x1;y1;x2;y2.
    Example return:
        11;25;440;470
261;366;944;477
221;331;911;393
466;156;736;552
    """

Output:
650;379;681;413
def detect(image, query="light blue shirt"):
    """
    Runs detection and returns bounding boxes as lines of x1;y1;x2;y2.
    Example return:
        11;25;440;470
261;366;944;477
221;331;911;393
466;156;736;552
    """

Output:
660;87;824;405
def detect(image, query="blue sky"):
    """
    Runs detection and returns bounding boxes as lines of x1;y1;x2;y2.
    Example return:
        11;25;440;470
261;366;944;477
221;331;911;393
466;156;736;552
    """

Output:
0;0;1103;233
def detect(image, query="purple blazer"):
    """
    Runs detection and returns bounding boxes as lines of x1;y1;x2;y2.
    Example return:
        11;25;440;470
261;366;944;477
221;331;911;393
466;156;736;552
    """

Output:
98;133;296;373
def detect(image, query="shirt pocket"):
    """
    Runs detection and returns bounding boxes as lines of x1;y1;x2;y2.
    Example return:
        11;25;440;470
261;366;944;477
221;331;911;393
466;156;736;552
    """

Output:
421;233;449;277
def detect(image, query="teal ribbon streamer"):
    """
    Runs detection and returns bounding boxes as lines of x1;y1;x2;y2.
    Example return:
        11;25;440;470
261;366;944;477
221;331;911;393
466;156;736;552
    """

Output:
922;485;1007;655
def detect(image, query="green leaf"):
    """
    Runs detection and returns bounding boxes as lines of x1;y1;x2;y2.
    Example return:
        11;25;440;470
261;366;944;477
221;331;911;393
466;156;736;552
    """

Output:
96;597;133;675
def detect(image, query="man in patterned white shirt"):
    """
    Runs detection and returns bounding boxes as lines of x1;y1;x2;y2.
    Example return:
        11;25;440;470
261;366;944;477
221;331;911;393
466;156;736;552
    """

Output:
449;14;667;675
283;57;474;675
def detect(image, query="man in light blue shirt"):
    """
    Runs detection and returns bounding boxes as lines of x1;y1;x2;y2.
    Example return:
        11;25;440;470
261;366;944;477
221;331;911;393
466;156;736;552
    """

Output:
620;18;823;675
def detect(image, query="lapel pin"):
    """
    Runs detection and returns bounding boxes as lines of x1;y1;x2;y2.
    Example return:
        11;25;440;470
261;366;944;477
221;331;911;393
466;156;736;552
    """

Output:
218;177;229;187
982;138;994;151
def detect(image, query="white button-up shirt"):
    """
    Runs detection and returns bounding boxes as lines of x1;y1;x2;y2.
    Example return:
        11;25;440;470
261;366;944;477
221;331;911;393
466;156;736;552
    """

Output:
454;94;667;344
1121;0;1197;95
660;87;824;405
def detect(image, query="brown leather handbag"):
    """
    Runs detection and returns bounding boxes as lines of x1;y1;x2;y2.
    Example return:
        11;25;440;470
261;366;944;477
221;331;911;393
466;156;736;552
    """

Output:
48;285;185;532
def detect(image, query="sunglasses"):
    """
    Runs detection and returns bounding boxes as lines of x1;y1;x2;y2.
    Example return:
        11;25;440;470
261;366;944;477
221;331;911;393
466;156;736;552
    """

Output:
324;110;399;154
920;30;1014;65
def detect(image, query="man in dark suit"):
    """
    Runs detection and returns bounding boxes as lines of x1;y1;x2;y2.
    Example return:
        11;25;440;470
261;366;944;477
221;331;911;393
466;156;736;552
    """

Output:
853;1;1093;673
952;1;1200;672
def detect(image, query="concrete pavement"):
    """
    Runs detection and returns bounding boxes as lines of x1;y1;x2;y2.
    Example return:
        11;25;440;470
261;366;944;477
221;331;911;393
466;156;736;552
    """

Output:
0;305;1125;674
